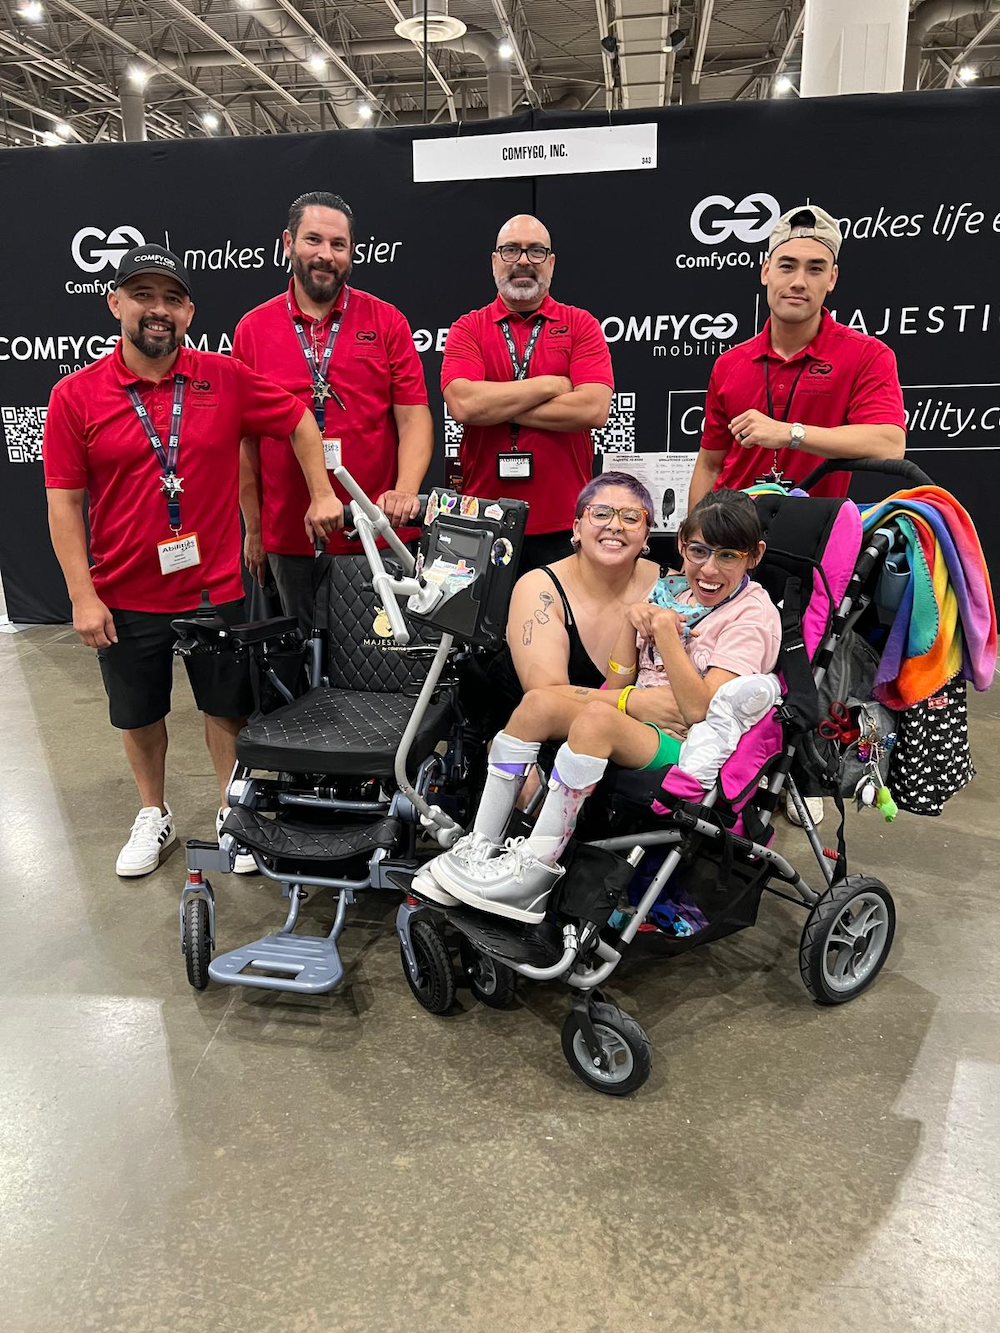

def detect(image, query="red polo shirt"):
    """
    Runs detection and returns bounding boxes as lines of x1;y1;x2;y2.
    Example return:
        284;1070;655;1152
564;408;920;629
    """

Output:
441;293;614;534
233;282;428;555
700;310;906;497
43;342;306;613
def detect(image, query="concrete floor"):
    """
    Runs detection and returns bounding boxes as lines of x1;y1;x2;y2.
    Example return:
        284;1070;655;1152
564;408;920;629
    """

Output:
2;623;998;1333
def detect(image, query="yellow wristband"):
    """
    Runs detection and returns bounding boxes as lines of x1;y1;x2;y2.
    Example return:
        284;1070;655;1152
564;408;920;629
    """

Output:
618;685;636;714
608;657;635;677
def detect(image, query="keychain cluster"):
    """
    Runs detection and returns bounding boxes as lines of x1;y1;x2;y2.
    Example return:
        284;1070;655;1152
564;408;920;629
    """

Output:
853;718;898;822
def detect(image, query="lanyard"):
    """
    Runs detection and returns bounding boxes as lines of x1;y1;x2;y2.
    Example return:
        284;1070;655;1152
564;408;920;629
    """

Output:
763;355;808;423
287;287;349;431
125;375;187;531
500;315;544;450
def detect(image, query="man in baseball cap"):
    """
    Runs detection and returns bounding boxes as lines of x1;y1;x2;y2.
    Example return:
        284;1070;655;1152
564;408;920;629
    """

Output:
688;200;906;827
43;240;343;878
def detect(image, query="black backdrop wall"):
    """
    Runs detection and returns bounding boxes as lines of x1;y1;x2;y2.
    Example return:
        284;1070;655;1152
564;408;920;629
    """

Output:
1;92;997;622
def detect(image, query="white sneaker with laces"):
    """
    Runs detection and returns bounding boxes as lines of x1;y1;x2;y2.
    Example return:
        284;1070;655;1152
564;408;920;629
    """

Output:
785;790;825;827
217;807;257;875
433;836;564;924
116;804;176;877
409;866;460;908
426;830;502;887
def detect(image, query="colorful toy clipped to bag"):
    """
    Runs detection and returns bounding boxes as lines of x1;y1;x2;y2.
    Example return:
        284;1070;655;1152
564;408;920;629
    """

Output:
851;707;897;822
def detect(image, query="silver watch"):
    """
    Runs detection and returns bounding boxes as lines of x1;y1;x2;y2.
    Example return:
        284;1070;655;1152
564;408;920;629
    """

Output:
789;422;806;450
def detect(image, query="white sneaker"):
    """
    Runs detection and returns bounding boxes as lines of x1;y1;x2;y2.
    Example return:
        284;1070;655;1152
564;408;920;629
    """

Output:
217;807;257;875
410;866;459;908
785;790;825;827
116;804;176;877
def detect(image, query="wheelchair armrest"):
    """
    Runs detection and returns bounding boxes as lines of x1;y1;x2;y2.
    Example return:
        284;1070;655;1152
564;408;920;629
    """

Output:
227;616;299;646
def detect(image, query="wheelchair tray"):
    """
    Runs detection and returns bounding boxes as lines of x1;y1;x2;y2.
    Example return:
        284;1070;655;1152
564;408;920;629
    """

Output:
407;491;528;647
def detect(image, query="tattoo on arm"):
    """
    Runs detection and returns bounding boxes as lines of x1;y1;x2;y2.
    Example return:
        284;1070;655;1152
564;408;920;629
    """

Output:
574;687;589;697
533;590;554;625
522;619;533;646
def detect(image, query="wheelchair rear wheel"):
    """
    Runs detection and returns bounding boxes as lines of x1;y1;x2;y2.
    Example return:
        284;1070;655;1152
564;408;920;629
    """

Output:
799;875;895;1005
183;897;211;991
561;1002;651;1096
401;919;456;1014
460;940;518;1009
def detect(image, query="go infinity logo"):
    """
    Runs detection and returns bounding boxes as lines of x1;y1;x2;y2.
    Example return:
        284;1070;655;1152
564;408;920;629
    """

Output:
689;193;780;246
71;224;146;273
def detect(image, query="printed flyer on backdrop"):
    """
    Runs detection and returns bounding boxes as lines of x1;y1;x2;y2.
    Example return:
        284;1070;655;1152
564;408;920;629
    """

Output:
601;451;698;533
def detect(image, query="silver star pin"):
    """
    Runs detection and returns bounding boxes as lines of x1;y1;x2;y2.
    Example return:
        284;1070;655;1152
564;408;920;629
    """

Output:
312;381;333;405
161;473;184;498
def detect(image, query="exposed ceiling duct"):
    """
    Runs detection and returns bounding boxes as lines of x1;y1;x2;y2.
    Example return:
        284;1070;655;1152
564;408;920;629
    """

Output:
612;0;676;108
393;2;467;43
905;0;1000;88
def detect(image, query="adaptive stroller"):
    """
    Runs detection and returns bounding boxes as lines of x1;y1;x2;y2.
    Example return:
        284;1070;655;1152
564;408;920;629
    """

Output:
173;469;527;996
392;458;940;1096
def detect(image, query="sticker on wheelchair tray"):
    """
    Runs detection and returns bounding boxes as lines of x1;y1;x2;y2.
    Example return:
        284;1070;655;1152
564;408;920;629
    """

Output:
425;490;439;524
498;452;532;480
459;495;479;518
484;503;504;521
157;531;201;575
322;437;342;470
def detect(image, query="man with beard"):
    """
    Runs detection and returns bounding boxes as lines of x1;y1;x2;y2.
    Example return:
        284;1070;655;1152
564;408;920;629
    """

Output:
43;245;342;877
688;203;906;509
233;191;432;631
441;214;614;571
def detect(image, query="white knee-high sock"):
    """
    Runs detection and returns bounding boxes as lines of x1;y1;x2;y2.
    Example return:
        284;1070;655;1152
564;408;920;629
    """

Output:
524;742;608;864
472;731;542;842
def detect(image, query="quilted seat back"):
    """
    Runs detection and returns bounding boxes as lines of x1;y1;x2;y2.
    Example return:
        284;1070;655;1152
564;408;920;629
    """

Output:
325;554;439;693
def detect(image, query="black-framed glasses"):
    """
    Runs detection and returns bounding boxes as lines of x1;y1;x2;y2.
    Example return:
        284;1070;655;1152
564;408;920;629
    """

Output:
495;243;551;264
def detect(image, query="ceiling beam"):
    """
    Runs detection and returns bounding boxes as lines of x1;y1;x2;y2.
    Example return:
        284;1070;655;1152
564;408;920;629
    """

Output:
382;0;457;120
490;0;539;106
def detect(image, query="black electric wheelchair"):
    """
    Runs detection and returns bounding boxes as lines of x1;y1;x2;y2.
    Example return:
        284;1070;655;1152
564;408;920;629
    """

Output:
173;469;528;996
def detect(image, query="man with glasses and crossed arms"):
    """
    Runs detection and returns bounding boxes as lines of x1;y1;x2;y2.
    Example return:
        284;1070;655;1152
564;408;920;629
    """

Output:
441;214;614;572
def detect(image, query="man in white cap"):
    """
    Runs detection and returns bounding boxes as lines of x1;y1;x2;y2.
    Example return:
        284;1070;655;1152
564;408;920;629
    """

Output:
689;204;907;827
688;203;906;508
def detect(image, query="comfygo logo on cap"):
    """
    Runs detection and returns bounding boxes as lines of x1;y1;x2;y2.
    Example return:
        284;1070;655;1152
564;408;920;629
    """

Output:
690;193;780;246
71;224;146;273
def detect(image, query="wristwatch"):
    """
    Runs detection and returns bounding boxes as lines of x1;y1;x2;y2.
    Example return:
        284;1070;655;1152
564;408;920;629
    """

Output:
789;422;806;450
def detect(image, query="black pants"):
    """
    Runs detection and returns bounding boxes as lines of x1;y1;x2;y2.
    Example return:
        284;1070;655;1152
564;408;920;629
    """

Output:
517;530;573;576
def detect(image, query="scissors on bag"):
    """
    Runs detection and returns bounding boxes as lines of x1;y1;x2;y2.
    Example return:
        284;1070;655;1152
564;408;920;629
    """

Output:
818;702;861;745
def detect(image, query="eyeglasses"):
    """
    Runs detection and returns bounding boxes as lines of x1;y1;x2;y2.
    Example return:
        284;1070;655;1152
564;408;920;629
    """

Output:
584;503;649;530
683;541;750;569
495;243;552;265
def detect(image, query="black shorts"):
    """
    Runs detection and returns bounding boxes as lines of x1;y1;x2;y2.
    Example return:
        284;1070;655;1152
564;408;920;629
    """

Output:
97;599;254;730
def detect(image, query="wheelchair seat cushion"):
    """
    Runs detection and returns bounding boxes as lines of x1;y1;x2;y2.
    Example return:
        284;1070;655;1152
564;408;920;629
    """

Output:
236;685;452;777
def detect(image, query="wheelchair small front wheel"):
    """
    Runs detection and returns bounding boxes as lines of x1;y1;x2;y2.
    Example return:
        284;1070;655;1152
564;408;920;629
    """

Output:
401;920;456;1014
799;875;895;1005
560;1002;651;1096
183;897;212;991
461;941;518;1009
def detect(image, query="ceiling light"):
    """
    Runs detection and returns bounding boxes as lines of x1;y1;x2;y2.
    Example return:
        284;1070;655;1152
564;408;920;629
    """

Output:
54;121;71;138
127;64;149;87
498;39;513;60
775;74;793;94
959;65;977;82
394;2;466;43
357;100;373;122
19;1;45;19
201;111;220;131
42;130;60;145
662;28;687;55
306;54;326;75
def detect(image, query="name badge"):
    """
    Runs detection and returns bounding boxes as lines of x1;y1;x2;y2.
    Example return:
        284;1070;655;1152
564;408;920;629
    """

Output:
323;437;342;470
498;451;532;481
157;531;202;576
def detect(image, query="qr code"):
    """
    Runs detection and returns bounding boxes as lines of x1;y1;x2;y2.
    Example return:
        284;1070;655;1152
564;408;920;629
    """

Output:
443;403;463;459
2;405;47;463
591;391;635;454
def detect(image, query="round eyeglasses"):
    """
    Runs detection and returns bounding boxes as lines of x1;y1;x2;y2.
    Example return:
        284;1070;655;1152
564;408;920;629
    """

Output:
682;541;750;569
584;503;649;531
495;243;552;265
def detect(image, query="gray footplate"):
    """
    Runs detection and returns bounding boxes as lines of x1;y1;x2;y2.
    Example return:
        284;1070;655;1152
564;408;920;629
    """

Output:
208;932;345;993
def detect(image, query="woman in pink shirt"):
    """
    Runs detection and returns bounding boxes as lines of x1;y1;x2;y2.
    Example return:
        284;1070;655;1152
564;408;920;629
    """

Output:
417;489;781;922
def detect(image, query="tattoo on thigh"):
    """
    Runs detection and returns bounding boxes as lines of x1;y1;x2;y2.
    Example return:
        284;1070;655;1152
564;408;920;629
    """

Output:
533;591;554;625
522;619;534;646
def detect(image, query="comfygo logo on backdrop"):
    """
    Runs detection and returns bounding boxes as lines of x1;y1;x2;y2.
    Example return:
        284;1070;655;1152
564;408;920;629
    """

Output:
689;193;780;245
71;224;146;273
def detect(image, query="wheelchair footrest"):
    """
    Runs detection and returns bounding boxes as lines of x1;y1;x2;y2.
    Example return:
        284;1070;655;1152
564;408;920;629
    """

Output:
222;806;401;863
445;906;565;968
208;932;344;993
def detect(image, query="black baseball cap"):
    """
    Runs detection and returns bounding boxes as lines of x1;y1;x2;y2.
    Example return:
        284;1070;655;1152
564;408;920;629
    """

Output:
112;244;193;296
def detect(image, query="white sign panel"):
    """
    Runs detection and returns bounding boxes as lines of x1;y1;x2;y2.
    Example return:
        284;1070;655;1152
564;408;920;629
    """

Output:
413;124;658;183
601;451;698;534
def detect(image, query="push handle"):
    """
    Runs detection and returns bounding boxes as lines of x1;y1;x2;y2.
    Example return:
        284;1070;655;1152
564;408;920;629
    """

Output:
798;456;934;491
